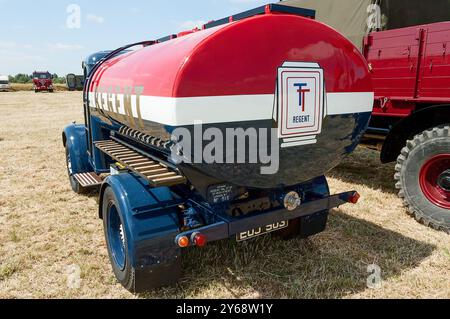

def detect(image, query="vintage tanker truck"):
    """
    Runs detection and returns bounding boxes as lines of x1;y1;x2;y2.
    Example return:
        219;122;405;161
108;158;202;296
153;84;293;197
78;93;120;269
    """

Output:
62;4;373;292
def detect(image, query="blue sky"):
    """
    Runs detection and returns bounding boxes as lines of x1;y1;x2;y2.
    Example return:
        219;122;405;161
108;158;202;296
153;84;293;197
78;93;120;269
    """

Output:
0;0;269;76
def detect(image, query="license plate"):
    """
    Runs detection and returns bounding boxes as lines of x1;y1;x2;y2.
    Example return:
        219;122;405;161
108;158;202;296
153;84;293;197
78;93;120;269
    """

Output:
236;221;289;242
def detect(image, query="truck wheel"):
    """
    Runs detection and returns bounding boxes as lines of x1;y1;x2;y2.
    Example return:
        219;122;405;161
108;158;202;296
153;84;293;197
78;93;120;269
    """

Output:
65;146;87;194
49;89;54;93
395;125;450;233
102;187;137;293
101;179;182;293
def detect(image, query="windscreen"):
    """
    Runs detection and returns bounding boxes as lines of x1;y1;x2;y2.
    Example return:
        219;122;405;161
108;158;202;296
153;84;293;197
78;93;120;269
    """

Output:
33;73;50;79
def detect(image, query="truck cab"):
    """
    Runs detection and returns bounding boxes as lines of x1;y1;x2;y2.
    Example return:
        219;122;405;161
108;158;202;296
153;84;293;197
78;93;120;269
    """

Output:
0;75;10;91
32;71;53;93
82;50;131;78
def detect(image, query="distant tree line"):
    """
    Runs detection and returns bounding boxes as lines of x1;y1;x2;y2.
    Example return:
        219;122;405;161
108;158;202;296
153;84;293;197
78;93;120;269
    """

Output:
8;73;66;84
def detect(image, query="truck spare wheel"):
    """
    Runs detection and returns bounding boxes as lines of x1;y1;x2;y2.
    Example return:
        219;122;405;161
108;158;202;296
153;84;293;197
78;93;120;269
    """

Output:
395;125;450;233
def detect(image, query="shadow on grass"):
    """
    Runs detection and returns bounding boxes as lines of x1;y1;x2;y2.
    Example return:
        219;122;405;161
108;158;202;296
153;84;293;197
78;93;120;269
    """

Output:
143;211;435;299
328;147;397;194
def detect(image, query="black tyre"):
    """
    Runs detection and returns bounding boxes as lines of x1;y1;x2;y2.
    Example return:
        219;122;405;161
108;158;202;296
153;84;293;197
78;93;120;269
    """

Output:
102;187;136;292
395;125;450;233
49;89;54;93
65;146;87;194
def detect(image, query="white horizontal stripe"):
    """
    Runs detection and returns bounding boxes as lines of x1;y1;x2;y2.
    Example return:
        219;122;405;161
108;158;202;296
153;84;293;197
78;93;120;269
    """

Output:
326;92;374;115
89;92;373;126
141;94;274;126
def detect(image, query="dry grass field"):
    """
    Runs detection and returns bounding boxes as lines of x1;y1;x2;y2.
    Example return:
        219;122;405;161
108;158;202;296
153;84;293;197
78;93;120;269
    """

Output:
9;83;68;92
0;91;449;299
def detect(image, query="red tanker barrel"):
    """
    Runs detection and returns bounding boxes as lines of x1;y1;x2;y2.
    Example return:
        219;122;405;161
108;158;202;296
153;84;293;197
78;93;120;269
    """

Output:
89;10;373;189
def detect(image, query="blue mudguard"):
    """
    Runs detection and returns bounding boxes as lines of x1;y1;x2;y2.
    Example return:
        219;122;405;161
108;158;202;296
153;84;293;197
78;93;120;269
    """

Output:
99;173;182;290
62;124;91;174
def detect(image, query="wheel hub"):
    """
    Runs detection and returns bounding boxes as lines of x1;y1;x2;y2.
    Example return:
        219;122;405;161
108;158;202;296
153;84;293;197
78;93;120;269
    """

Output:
419;154;450;209
438;170;450;192
107;203;126;271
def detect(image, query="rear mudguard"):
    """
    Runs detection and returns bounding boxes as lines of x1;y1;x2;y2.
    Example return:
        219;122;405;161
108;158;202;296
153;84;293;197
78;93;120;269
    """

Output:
99;173;182;289
62;124;91;174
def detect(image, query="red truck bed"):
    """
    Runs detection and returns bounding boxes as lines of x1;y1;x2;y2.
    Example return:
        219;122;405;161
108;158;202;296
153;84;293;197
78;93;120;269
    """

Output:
364;21;450;117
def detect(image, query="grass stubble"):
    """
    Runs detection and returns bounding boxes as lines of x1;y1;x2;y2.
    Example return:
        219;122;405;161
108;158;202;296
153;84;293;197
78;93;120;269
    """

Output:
0;91;448;299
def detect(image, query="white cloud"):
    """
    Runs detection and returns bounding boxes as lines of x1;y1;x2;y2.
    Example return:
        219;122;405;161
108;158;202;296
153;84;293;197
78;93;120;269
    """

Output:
179;20;206;31
49;43;84;50
0;42;33;50
0;41;17;49
86;14;105;24
0;49;43;63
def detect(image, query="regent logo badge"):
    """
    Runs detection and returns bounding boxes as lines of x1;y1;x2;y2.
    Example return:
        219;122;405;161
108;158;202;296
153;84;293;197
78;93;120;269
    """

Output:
278;62;324;148
294;83;310;112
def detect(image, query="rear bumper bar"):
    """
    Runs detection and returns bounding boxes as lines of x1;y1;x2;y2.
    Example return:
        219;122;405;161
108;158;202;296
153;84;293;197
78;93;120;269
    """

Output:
175;191;358;246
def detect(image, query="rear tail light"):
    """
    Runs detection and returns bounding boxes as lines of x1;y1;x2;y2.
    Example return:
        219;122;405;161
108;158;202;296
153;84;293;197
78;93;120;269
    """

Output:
348;192;361;204
192;233;207;247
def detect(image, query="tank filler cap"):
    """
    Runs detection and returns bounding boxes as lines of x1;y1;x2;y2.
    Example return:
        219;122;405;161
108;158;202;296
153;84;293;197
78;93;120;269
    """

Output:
283;191;301;211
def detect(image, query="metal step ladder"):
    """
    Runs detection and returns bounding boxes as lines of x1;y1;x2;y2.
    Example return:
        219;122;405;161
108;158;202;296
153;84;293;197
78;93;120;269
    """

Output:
73;172;103;188
94;140;186;187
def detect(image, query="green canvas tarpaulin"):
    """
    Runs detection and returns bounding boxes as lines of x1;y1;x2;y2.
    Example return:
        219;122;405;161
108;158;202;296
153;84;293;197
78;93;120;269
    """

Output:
281;0;450;48
281;0;372;47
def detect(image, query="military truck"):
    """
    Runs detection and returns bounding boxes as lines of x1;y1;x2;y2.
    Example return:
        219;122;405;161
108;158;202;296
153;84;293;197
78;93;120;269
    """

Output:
284;0;450;233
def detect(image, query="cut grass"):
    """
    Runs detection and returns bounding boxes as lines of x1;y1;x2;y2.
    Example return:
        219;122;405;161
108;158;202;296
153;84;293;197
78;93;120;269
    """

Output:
0;264;18;281
8;83;68;92
0;91;449;299
8;228;20;243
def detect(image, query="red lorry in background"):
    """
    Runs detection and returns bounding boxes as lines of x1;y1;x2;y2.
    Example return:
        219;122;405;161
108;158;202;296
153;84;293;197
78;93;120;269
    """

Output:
362;21;450;233
32;71;54;93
